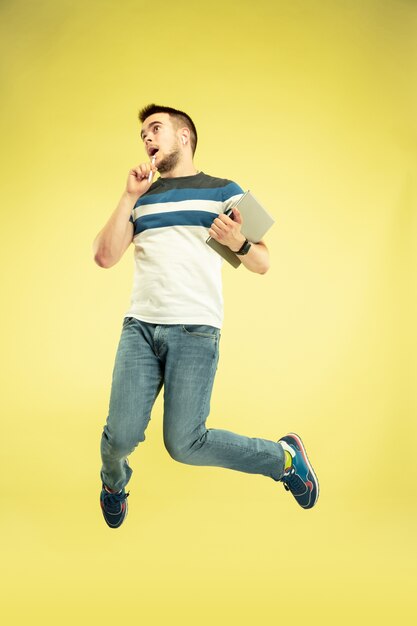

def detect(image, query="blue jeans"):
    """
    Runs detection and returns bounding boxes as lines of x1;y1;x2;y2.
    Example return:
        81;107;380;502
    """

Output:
100;317;285;491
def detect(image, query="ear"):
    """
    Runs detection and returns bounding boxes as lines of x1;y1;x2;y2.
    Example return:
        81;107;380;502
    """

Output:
179;127;190;146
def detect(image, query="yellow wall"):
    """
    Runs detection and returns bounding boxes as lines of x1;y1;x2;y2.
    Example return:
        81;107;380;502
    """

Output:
1;1;416;624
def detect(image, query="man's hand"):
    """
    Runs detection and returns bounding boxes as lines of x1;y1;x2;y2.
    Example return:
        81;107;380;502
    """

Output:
208;207;246;252
126;161;158;198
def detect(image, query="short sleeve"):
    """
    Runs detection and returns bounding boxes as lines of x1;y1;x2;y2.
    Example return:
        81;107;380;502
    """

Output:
222;181;245;212
129;197;141;224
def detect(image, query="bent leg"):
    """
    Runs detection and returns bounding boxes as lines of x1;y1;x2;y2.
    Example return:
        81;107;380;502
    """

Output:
162;324;284;482
100;318;163;491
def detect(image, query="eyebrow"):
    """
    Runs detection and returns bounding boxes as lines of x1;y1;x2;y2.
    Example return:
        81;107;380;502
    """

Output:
140;120;163;140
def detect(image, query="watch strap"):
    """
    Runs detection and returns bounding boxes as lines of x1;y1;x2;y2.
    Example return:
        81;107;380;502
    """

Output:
235;238;252;255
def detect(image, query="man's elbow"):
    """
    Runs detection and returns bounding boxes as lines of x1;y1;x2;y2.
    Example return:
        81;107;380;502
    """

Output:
258;257;270;274
94;253;116;268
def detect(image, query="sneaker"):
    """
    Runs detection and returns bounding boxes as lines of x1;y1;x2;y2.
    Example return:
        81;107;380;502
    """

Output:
100;484;129;528
278;433;319;509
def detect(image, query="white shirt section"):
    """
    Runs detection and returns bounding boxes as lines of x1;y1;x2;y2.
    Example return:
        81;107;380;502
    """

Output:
125;225;224;328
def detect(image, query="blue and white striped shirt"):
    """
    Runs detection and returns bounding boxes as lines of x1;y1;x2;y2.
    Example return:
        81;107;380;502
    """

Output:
124;171;244;328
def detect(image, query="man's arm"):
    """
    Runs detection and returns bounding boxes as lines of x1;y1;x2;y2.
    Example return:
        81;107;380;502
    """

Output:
93;192;136;268
93;160;157;268
208;207;270;275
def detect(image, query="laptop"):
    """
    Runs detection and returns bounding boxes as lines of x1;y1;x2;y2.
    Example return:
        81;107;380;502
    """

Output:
206;190;275;268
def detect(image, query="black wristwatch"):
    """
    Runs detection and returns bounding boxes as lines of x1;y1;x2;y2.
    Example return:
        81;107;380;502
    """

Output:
235;238;252;255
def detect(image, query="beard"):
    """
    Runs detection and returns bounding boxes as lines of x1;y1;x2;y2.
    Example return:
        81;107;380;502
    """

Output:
157;142;181;174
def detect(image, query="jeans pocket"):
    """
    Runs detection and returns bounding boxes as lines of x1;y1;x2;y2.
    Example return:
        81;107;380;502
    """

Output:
122;316;135;328
181;324;219;339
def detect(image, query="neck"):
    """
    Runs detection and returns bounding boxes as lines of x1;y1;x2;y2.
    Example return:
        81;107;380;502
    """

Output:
160;156;198;179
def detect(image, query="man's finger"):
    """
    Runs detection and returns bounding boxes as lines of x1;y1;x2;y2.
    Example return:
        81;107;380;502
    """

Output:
214;217;230;230
232;208;242;224
218;213;234;224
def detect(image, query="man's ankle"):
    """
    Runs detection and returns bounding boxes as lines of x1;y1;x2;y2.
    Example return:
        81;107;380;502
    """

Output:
104;484;120;494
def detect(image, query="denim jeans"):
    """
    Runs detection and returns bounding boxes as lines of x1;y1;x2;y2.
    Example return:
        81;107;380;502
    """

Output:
100;317;285;491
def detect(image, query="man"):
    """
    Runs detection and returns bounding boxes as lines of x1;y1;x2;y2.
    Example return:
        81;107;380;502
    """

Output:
93;104;319;528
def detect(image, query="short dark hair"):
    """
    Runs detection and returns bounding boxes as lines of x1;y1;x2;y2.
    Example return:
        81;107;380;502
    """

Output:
138;103;198;156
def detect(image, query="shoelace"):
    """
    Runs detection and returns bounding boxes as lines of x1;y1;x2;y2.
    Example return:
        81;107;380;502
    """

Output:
103;490;130;513
282;469;306;495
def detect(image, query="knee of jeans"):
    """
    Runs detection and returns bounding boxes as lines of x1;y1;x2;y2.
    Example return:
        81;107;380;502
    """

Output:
164;428;207;463
164;434;192;463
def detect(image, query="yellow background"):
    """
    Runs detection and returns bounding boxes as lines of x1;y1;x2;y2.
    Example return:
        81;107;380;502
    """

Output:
1;0;416;624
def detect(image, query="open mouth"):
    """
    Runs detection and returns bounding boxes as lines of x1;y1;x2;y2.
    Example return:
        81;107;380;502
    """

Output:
149;147;159;157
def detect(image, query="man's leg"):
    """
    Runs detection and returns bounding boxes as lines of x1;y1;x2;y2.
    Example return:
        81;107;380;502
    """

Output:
161;324;285;482
100;317;163;492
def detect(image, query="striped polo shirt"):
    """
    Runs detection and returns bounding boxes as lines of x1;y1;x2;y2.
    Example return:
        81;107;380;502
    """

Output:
123;171;244;329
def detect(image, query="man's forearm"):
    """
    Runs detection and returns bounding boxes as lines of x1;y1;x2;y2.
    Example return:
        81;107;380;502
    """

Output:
93;191;138;267
231;237;270;274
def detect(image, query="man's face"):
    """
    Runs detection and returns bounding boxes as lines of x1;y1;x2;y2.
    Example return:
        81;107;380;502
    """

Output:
140;112;181;174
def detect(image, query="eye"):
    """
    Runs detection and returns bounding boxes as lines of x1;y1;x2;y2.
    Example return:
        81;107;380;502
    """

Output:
154;125;160;133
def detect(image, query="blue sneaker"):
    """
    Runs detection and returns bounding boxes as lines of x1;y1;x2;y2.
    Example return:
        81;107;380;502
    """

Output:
100;485;129;528
278;433;319;509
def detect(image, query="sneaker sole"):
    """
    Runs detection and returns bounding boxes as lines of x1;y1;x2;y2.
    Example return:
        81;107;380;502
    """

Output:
284;432;319;508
